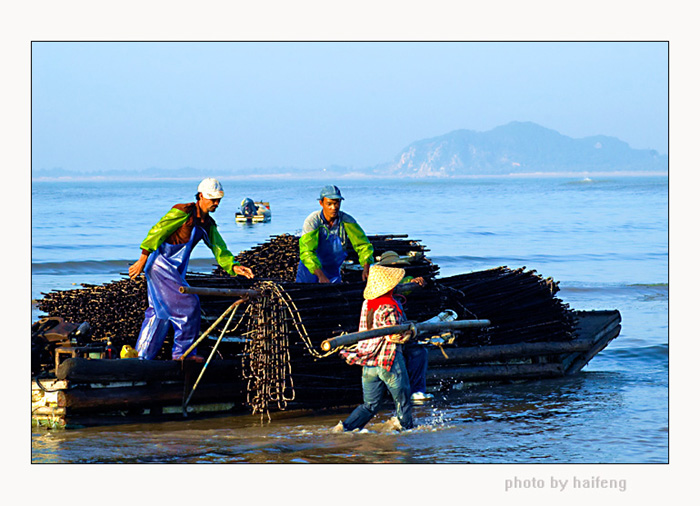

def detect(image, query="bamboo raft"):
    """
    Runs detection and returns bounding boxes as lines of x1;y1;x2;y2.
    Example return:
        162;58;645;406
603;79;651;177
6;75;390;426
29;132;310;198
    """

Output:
32;234;621;428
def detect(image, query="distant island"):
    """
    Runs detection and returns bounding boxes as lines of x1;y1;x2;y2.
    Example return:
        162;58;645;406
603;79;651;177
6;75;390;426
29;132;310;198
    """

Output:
32;121;668;180
377;121;667;177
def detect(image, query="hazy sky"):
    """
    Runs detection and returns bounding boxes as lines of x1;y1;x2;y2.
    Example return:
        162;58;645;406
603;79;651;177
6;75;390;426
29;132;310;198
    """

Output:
31;41;668;173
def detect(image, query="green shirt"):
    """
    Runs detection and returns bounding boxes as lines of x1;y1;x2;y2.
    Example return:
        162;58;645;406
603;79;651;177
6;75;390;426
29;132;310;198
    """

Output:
140;202;240;276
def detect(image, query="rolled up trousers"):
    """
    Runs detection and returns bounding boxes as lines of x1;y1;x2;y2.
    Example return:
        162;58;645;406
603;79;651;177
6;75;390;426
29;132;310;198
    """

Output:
342;350;413;431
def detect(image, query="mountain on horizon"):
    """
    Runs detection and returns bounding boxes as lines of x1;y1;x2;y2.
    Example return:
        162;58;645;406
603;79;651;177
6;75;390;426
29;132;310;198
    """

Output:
379;121;667;177
32;121;668;179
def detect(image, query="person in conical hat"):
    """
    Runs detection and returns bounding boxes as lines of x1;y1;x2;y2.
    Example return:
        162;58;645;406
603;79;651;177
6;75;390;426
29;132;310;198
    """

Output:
377;251;432;404
334;265;414;432
128;178;254;362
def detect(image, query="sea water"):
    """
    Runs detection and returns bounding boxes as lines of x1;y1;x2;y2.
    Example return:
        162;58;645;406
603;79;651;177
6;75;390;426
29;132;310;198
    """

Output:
30;176;668;464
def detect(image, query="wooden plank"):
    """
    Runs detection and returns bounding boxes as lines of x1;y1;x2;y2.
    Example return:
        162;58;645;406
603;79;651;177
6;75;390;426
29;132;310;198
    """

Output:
426;362;564;384
32;379;68;391
57;381;246;413
561;311;622;373
572;310;621;339
427;339;595;365
56;357;242;383
564;324;622;375
163;403;236;414
32;406;66;416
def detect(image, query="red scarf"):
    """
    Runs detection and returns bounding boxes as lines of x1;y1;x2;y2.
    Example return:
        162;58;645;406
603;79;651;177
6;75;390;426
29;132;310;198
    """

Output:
366;290;403;316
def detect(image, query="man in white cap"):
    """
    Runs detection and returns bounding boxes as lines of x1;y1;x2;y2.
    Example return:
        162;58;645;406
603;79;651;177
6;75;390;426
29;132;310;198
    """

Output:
296;185;374;283
334;264;414;432
129;178;254;361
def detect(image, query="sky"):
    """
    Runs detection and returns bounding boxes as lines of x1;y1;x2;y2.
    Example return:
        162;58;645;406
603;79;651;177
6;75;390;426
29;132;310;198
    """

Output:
31;41;668;173
9;2;698;498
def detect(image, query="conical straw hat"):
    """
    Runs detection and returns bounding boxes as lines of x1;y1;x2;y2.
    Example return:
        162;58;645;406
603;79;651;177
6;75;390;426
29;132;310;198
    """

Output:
363;265;406;300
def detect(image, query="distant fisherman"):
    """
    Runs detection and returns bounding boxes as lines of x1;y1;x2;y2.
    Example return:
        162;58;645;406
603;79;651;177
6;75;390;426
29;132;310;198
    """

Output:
296;185;374;283
240;198;258;217
128;178;254;361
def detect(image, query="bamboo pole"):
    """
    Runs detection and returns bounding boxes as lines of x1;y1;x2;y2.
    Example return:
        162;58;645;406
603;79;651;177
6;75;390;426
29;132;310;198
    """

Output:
180;298;248;359
320;319;491;352
183;302;242;414
179;286;260;298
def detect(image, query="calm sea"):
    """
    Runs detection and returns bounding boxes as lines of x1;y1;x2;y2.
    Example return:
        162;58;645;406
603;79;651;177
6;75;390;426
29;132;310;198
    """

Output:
30;175;668;464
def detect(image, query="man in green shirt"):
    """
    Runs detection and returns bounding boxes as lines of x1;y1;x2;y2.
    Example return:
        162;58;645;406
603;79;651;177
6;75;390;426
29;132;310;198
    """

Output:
129;178;253;360
295;185;374;283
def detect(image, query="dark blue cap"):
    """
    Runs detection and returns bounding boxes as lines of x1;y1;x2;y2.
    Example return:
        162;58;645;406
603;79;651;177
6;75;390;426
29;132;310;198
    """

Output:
319;185;344;200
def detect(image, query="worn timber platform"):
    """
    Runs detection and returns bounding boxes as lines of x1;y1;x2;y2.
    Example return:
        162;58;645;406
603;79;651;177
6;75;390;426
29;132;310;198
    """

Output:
33;234;622;428
31;310;620;428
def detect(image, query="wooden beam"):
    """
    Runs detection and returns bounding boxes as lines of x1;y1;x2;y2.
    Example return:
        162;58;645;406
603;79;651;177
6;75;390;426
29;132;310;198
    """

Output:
427;362;564;384
56;357;242;383
427;339;595;365
57;381;246;413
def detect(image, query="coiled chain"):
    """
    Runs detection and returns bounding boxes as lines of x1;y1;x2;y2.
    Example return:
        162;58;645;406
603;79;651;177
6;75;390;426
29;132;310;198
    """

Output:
242;282;296;421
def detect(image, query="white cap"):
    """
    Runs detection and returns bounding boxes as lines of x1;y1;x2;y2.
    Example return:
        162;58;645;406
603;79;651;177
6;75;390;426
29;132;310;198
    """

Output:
198;178;224;199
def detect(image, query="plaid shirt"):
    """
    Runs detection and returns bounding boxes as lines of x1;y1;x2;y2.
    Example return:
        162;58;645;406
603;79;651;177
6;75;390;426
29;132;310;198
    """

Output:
340;299;411;371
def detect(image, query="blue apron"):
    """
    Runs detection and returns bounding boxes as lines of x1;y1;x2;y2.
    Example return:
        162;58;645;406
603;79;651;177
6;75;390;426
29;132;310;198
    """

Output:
136;225;204;359
295;226;347;283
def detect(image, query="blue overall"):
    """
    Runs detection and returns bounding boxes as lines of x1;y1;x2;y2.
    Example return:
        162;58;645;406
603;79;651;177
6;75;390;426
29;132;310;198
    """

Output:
136;225;204;360
295;230;346;283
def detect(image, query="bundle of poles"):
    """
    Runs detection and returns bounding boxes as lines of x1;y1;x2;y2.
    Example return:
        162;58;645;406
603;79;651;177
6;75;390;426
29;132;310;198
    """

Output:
36;233;578;413
36;276;150;355
180;266;576;408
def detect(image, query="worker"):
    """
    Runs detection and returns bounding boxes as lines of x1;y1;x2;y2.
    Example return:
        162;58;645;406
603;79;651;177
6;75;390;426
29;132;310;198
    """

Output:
296;185;374;283
240;198;257;217
128;178;254;361
333;265;414;432
377;250;432;403
377;250;426;287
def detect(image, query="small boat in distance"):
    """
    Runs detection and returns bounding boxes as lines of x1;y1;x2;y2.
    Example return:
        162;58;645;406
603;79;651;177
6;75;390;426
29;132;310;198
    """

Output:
235;200;271;224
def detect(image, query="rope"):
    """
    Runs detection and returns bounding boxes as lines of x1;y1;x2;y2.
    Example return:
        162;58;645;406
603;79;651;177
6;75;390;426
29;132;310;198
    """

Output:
32;372;62;393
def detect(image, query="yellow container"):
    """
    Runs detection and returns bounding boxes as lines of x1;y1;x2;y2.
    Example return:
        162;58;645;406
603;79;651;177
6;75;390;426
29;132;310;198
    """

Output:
120;345;139;359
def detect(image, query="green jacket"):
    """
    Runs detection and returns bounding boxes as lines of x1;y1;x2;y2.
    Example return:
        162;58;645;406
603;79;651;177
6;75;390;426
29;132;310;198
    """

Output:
299;210;374;274
140;203;240;276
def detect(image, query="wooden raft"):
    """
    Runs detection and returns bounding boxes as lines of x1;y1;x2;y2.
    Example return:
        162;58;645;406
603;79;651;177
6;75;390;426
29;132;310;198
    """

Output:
31;310;620;428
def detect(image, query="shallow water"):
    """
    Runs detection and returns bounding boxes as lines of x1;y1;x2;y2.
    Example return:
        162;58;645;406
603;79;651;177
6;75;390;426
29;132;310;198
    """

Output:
30;176;668;464
31;370;667;464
